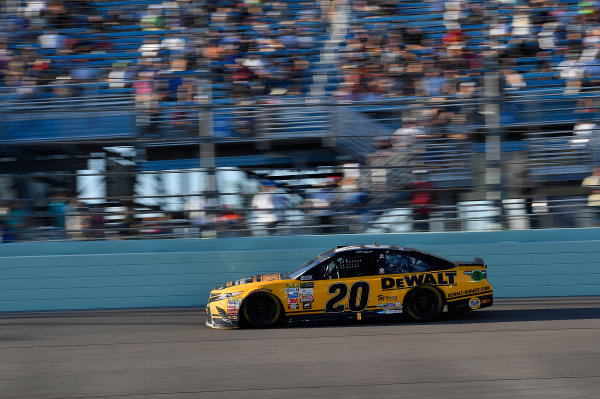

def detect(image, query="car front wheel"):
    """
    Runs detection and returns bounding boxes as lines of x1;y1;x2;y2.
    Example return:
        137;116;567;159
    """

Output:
241;293;282;328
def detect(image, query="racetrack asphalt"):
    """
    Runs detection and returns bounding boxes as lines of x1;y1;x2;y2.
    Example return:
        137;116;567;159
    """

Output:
1;297;599;399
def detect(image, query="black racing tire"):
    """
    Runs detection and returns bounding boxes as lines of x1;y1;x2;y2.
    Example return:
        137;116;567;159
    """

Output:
240;293;283;328
405;286;444;322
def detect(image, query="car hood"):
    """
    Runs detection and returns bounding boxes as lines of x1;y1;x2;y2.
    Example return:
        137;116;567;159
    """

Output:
215;273;285;290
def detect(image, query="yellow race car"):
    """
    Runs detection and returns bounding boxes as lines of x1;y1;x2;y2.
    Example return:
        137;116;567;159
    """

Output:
206;244;493;329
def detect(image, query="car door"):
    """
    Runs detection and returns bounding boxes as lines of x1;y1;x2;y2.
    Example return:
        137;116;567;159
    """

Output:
302;249;382;315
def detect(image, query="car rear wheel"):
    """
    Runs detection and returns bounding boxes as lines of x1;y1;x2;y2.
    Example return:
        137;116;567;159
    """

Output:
241;293;282;328
405;286;444;322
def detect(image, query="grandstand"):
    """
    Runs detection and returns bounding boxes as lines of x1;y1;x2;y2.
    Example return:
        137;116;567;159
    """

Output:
1;0;600;240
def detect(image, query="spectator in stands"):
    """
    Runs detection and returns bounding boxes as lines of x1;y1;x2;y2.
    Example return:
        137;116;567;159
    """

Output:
306;178;337;234
184;195;214;237
216;206;247;237
424;97;455;138
2;201;31;243
391;118;424;149
3;60;26;89
232;105;257;138
422;65;446;98
571;119;599;148
88;204;105;240
556;51;585;94
410;173;435;232
443;1;463;31
581;167;600;225
251;181;287;235
119;198;138;238
107;62;136;88
513;6;535;37
47;192;68;239
538;22;559;51
333;175;370;233
64;199;89;240
501;68;526;91
38;30;66;50
134;68;159;135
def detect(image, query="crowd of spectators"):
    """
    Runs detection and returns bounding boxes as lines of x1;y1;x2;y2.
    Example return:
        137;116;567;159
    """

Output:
203;0;326;102
0;0;330;137
2;1;196;92
4;1;600;103
3;0;600;133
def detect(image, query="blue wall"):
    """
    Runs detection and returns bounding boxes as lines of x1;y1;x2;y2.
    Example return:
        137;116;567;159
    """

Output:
1;229;600;312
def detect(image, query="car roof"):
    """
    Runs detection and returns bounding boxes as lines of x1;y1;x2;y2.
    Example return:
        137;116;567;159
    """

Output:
334;244;411;253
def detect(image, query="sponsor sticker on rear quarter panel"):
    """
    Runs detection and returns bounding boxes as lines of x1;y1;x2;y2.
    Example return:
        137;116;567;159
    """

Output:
469;297;481;310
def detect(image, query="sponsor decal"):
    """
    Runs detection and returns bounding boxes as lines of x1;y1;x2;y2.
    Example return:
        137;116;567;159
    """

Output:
300;275;313;281
381;272;457;290
447;285;492;299
377;309;402;315
378;300;402;314
471;270;485;282
377;294;398;302
482;298;491;304
300;282;314;289
385;309;403;314
303;302;312;310
379;267;386;274
286;284;299;294
226;297;242;315
300;288;314;302
469;297;481;310
288;303;299;310
287;291;299;299
465;270;485;281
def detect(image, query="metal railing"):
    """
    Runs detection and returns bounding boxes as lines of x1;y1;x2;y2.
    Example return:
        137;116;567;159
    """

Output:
1;191;597;242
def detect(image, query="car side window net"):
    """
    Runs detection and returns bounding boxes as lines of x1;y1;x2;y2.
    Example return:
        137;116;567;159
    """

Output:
336;253;378;278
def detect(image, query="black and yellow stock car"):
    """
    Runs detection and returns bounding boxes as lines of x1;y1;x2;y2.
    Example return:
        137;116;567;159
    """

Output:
206;244;493;329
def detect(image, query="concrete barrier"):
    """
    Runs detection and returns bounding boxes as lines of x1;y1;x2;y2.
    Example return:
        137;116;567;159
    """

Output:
1;229;600;311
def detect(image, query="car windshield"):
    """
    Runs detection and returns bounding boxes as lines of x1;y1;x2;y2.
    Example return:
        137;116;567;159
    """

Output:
288;249;334;279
